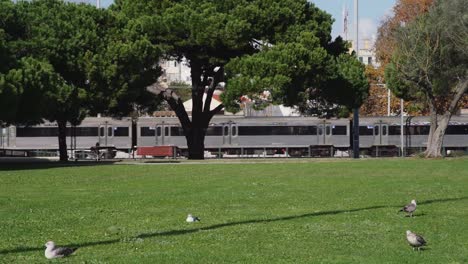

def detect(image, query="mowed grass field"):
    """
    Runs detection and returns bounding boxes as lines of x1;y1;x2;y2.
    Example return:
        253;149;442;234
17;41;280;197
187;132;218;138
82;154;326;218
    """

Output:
0;158;467;263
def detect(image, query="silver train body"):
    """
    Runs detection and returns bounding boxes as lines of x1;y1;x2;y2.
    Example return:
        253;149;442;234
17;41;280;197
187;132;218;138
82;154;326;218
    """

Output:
2;115;468;157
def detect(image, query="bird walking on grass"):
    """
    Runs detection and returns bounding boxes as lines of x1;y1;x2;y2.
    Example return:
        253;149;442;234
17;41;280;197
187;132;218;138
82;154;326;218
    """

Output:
406;230;427;251
399;199;417;217
186;214;200;223
44;241;77;259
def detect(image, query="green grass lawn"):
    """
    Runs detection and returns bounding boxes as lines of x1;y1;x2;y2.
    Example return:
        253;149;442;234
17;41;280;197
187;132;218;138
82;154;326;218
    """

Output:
0;158;467;263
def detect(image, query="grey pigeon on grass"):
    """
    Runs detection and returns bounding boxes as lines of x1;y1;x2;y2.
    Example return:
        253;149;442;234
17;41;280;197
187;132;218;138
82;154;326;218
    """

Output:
406;230;427;251
186;214;200;223
399;199;417;217
44;241;77;259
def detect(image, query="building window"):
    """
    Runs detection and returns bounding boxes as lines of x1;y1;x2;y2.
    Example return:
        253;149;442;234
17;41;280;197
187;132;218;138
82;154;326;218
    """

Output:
368;57;372;65
359;57;363;63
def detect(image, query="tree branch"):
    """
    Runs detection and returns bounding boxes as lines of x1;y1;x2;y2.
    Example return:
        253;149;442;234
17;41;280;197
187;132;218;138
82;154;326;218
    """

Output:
147;82;191;128
203;66;223;113
209;103;225;118
447;79;468;115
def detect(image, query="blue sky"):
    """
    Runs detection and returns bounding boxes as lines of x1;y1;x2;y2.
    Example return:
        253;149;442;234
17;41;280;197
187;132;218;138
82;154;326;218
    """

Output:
95;0;396;44
312;0;396;42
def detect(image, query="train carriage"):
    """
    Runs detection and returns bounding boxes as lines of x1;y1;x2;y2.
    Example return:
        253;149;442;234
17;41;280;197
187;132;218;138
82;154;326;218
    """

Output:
6;117;133;151
2;115;468;158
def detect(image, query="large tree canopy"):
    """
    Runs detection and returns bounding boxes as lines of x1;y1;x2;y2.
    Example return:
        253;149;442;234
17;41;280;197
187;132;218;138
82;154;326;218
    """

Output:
115;0;368;159
1;0;161;161
375;0;434;66
385;0;468;157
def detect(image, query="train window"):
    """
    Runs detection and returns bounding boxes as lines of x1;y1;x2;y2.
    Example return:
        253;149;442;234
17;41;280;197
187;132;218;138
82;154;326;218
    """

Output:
359;126;374;135
408;126;430;135
332;126;347;135
164;127;169;136
325;126;331;135
74;127;98;137
170;127;184;136
114;127;129;137
99;127;105;137
140;127;155;137
318;126;323;135
271;127;291;135
382;126;387;136
389;126;401;135
107;127;113;137
16;127;58;137
374;126;379;136
446;125;468;135
224;126;229;136
206;127;222;136
156;127;162;137
292;126;317;135
232;126;238;137
238;126;316;135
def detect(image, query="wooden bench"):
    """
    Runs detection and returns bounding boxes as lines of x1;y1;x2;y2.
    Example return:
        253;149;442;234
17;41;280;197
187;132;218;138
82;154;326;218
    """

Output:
137;146;179;158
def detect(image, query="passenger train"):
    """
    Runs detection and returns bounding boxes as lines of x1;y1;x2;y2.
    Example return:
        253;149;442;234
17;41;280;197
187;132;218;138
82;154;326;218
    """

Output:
1;115;468;158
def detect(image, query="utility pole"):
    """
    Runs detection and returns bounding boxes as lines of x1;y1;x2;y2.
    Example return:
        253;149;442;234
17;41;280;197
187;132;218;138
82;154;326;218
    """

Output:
352;0;360;159
96;0;100;8
400;98;405;156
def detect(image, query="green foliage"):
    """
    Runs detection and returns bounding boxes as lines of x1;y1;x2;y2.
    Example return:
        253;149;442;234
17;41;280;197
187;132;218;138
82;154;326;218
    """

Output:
224;32;327;112
1;57;73;125
0;159;467;263
168;81;192;102
225;34;368;113
385;0;468;108
322;54;370;108
114;0;365;116
0;0;25;123
1;0;162;125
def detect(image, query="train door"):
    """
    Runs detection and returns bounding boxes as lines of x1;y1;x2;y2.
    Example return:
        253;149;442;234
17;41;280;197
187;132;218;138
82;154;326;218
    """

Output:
2;126;16;147
317;123;332;145
0;127;6;148
222;122;238;145
155;123;171;145
98;122;114;146
373;123;389;145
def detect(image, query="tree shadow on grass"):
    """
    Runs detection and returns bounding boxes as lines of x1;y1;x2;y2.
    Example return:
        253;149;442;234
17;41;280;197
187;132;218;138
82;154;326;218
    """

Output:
0;159;182;171
1;196;466;255
0;160;120;171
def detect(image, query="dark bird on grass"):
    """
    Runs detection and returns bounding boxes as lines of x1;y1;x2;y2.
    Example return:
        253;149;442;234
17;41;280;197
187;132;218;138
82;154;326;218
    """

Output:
399;199;417;217
44;241;77;259
406;230;427;251
186;214;200;223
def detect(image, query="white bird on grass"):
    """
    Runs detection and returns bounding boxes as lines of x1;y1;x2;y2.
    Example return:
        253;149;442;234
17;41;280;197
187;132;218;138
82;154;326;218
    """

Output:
44;241;77;259
399;199;417;217
406;230;427;251
186;214;200;223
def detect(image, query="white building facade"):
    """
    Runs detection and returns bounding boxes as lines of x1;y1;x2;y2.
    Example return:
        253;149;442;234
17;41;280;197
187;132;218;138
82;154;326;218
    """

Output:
159;58;192;84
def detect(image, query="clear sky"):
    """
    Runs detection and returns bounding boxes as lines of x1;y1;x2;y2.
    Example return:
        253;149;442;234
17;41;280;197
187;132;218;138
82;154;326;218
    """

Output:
312;0;396;43
93;0;396;44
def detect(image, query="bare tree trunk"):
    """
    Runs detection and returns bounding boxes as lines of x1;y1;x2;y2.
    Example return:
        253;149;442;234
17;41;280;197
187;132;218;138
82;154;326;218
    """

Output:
186;126;206;159
57;120;68;162
424;80;468;158
147;63;225;160
424;113;450;158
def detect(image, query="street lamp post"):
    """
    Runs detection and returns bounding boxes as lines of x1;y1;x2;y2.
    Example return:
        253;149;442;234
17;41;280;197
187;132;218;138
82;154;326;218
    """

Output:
400;98;405;157
387;89;391;116
352;0;360;159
